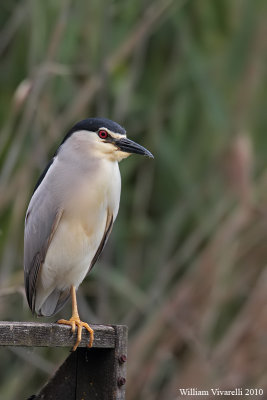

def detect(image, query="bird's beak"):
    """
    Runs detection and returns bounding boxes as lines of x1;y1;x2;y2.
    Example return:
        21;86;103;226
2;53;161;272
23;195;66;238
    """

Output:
115;137;154;158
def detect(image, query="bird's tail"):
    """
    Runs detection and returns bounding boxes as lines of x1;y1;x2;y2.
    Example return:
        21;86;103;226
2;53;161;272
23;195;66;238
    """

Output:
37;287;70;317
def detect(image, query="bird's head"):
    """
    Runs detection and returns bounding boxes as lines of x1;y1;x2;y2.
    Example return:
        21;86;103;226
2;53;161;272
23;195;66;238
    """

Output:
62;117;154;162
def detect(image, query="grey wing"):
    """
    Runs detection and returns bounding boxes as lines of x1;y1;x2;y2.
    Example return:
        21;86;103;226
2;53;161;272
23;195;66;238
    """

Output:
24;188;63;313
88;209;113;272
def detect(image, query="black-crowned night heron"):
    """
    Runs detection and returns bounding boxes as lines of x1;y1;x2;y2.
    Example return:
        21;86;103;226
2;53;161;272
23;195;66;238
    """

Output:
24;117;153;351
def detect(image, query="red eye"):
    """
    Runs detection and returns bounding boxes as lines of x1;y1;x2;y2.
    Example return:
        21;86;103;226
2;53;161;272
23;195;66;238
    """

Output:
98;129;108;139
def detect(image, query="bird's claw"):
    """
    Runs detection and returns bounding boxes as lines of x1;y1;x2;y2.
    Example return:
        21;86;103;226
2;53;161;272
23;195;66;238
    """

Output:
57;317;94;351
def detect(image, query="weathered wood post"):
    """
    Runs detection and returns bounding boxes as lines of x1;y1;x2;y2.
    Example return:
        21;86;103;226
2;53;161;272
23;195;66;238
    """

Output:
0;321;127;399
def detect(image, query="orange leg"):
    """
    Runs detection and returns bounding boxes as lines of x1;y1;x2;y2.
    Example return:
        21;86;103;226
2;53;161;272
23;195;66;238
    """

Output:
57;285;94;351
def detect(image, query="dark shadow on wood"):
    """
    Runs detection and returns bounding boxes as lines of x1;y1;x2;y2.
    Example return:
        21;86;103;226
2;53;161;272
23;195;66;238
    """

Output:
35;349;78;400
36;348;116;400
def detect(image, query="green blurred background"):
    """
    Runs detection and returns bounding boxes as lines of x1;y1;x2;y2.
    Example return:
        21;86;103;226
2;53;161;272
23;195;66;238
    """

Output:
1;0;267;399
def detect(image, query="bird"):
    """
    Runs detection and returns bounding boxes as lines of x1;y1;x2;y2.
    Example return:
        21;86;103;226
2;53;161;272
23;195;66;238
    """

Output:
24;117;153;351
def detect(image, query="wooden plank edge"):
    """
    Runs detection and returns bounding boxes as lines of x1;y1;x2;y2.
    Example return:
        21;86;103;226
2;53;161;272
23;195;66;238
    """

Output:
0;321;116;348
113;325;128;399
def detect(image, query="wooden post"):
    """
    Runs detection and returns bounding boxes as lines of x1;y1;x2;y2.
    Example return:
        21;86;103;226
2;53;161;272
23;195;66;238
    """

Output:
0;321;127;400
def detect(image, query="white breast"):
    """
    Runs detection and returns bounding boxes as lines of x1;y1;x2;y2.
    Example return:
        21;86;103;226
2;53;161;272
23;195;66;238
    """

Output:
35;141;121;311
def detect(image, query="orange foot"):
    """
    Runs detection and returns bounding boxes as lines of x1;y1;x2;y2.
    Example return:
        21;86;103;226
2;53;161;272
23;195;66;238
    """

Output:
57;316;94;351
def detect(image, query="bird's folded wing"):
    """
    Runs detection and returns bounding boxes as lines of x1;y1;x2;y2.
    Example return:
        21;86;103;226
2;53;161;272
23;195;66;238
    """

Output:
24;190;63;312
88;210;113;272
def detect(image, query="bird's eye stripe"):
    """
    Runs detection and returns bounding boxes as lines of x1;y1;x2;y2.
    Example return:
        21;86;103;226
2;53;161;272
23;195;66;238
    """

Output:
98;129;108;139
